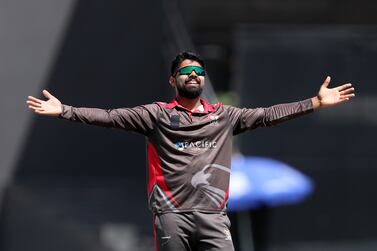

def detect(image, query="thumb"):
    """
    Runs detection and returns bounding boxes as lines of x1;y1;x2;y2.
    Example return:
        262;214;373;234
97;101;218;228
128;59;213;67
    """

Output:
322;76;331;88
42;89;54;99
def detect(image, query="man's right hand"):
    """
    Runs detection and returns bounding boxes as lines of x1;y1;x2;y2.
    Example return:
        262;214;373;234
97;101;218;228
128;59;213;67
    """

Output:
26;90;62;117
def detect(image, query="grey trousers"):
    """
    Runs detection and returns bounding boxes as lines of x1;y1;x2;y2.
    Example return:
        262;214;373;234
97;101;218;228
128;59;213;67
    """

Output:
153;211;235;251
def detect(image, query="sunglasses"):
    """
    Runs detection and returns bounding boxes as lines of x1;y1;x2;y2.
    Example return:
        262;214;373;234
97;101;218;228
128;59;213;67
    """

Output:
176;66;206;76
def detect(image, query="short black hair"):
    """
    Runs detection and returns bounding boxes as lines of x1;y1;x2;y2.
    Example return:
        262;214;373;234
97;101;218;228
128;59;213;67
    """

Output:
170;51;205;76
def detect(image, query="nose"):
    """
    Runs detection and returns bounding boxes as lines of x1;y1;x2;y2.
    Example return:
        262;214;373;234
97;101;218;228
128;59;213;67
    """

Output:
189;70;197;77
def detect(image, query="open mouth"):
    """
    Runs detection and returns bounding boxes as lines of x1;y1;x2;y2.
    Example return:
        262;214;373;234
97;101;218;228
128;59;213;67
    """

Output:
186;79;200;85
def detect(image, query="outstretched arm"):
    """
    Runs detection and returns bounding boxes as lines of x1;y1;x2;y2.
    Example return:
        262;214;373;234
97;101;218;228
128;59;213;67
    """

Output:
26;90;62;116
226;76;356;134
26;90;158;135
311;76;355;109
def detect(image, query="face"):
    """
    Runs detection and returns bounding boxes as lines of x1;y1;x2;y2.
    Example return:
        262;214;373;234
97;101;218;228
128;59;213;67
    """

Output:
170;59;205;99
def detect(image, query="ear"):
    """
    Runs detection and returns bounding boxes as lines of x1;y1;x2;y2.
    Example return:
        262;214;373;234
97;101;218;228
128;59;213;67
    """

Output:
169;76;176;88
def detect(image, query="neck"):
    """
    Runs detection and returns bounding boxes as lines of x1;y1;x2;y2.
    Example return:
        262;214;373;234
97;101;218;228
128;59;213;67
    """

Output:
176;96;202;112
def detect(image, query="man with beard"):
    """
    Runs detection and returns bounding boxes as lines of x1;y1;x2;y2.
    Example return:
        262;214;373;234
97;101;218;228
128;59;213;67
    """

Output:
27;51;355;251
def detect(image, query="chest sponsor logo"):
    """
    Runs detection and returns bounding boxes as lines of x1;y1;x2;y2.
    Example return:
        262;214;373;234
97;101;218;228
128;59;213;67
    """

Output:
175;140;217;151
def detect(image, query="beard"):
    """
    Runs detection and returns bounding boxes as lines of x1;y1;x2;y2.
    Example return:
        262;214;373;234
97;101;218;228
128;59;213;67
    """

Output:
176;78;203;99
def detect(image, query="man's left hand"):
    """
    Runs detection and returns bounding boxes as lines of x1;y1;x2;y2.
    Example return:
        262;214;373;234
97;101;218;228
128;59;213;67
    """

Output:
312;76;355;109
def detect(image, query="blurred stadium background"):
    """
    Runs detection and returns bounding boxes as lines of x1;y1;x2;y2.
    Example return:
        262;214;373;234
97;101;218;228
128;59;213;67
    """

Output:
0;0;376;250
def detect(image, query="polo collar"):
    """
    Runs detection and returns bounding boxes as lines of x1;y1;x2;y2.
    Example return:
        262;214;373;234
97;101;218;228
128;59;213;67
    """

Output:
166;98;216;114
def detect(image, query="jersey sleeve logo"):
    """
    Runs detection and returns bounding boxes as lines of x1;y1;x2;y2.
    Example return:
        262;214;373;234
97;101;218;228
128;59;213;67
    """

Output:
170;115;180;129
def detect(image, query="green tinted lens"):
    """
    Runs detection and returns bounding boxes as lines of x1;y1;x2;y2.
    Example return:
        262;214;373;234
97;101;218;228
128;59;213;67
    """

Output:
177;66;206;76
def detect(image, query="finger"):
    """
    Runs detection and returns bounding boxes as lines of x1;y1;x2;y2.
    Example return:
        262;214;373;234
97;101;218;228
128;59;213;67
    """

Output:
339;87;355;95
336;83;352;91
34;109;46;114
341;93;355;99
28;104;42;109
322;76;331;88
28;105;44;112
26;100;42;107
27;96;43;103
335;97;351;104
42;89;54;99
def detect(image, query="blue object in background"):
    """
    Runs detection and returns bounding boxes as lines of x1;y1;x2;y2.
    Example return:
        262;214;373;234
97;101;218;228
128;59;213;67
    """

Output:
228;155;314;211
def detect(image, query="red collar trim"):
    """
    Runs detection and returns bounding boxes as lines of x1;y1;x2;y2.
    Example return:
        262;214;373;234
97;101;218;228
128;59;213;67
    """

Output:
165;98;216;113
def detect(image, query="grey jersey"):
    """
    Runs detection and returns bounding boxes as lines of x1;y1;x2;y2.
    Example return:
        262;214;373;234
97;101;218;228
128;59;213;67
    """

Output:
60;98;313;213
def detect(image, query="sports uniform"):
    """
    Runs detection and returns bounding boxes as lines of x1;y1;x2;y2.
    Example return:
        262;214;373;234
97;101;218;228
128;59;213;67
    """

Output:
60;97;313;250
